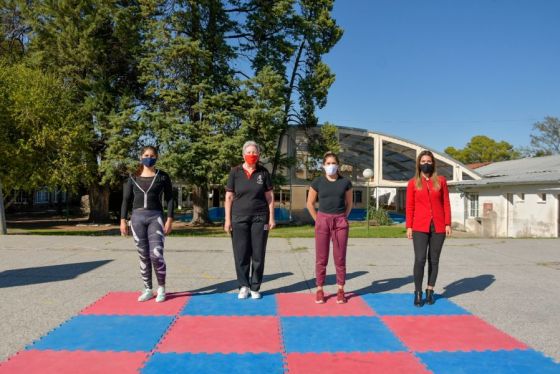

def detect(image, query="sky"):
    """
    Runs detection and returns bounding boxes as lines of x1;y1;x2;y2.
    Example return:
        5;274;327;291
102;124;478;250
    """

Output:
316;0;560;152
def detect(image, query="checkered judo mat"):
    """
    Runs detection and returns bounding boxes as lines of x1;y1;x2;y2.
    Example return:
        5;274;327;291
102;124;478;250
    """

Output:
1;292;558;373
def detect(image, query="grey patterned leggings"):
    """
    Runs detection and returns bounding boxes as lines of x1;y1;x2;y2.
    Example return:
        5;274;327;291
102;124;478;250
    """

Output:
130;210;166;289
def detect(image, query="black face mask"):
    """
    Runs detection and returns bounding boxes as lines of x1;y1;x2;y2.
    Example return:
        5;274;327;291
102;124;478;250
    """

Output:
420;163;434;174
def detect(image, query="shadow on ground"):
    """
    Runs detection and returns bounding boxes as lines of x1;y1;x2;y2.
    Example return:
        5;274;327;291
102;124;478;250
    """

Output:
353;275;414;295
0;260;113;288
263;271;369;295
441;274;496;298
188;272;294;294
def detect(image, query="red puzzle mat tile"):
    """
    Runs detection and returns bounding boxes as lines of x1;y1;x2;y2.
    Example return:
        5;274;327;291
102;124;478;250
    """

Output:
286;352;430;374
277;293;376;317
0;350;147;374
382;315;528;352
157;316;282;353
81;292;189;316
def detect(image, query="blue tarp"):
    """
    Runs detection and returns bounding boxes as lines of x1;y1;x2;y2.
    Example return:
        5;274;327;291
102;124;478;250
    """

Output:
176;207;291;223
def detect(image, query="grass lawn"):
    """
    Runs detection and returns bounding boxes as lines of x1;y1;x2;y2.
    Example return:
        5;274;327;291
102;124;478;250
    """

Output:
11;222;407;238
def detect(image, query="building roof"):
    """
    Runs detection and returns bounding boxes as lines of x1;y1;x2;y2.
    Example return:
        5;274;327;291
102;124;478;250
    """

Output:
452;154;560;187
466;162;493;169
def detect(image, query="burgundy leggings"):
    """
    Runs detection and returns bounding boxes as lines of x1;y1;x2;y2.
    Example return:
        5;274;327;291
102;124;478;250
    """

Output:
315;211;349;286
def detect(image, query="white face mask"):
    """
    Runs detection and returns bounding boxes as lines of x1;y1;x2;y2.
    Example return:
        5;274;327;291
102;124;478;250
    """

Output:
324;164;338;176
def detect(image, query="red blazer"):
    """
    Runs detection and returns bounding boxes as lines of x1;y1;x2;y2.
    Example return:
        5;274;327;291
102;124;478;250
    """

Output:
406;176;451;233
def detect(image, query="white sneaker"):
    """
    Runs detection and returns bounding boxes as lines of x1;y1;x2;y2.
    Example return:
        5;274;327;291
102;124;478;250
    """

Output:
138;288;153;302
156;286;166;303
238;286;249;299
250;290;262;299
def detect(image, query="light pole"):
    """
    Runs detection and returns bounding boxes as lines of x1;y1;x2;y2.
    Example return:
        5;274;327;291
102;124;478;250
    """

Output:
362;169;374;235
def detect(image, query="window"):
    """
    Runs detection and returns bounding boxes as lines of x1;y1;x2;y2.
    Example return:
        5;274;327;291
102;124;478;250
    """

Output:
462;172;474;181
382;141;416;181
467;193;479;218
35;188;50;204
274;189;291;206
353;190;362;203
338;133;374;183
436;159;454;180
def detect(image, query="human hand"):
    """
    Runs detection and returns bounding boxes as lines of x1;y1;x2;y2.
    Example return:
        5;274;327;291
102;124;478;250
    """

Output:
406;228;413;240
164;219;173;235
120;220;128;237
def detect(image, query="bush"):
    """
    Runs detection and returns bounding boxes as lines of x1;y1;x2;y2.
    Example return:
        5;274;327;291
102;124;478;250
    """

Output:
367;206;392;226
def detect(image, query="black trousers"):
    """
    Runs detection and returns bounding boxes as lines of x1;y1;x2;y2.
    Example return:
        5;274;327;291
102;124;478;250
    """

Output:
412;223;446;292
231;214;269;291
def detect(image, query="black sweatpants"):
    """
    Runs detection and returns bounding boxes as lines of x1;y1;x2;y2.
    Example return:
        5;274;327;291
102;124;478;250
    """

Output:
231;214;269;291
412;222;446;292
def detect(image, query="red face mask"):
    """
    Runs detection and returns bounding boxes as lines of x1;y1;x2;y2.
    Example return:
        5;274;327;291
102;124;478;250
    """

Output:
244;154;259;165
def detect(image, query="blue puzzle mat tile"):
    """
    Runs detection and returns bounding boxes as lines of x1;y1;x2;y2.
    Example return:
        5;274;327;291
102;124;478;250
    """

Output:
362;293;470;316
281;316;406;353
142;353;285;374
417;349;560;374
28;315;173;352
181;293;277;316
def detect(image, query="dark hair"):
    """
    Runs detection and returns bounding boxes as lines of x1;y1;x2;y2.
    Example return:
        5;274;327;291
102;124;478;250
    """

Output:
414;150;440;190
323;151;343;177
134;146;158;176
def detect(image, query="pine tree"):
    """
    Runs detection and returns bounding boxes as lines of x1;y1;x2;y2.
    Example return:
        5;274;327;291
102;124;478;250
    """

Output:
23;0;145;221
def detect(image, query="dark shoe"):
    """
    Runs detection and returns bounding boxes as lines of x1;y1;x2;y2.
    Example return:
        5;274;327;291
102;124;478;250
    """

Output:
425;289;435;305
336;289;347;304
315;289;325;304
414;291;423;307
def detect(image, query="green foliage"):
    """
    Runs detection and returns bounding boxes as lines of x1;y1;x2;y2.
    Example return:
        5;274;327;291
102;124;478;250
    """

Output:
232;0;343;176
23;0;145;187
529;116;560;156
0;63;92;193
304;122;341;180
367;206;392;226
444;135;521;164
0;1;27;63
2;0;343;223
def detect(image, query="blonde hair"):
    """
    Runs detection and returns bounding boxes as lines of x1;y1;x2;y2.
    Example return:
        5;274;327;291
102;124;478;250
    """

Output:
414;150;440;190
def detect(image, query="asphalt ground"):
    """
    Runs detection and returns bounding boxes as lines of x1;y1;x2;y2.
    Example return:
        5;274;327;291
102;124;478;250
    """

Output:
0;235;559;363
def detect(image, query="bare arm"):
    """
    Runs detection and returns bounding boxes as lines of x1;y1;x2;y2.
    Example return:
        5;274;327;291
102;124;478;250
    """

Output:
265;190;275;229
345;188;353;217
224;191;234;232
306;187;318;221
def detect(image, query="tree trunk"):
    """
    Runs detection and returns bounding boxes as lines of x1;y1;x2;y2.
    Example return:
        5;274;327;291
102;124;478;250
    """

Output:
271;40;305;178
191;184;209;225
0;181;7;235
88;183;111;222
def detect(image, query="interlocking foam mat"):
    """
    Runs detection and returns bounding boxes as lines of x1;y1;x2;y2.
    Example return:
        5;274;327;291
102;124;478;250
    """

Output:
1;292;558;373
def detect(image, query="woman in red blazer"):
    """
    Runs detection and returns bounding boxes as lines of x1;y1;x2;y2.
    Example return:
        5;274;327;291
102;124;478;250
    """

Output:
406;150;451;307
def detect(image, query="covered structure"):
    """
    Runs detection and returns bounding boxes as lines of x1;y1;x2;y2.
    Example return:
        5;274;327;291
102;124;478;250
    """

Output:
279;126;480;223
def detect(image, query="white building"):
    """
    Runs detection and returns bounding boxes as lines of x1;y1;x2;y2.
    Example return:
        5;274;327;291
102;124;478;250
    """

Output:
449;155;560;238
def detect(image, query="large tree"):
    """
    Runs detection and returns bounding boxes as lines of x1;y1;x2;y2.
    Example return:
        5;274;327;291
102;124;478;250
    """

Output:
22;0;145;221
229;0;343;178
445;135;521;164
529;116;560;156
140;0;286;224
0;63;91;234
